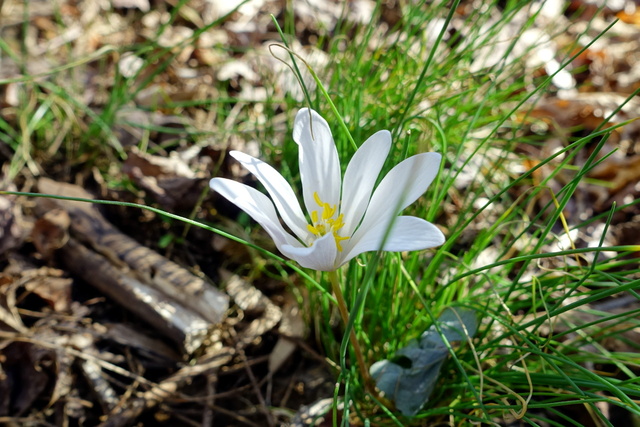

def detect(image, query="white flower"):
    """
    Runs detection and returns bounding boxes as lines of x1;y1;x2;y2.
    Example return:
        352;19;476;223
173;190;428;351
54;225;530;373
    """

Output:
209;108;445;271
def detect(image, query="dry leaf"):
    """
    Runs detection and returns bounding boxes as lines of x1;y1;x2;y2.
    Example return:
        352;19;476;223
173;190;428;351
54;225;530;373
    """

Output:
23;271;73;313
31;208;70;259
269;298;305;374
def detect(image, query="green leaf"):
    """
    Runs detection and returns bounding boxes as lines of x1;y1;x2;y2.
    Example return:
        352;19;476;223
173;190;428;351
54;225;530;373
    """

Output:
370;307;477;416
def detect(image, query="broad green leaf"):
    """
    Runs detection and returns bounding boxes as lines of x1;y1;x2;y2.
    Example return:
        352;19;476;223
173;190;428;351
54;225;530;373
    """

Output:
370;307;477;416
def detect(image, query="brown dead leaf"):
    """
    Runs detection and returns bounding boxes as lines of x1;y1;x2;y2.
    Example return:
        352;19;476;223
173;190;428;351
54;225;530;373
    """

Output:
617;9;640;25
589;155;640;194
23;271;73;313
4;254;73;313
611;216;640;258
124;146;196;179
269;297;305;374
122;146;205;209
527;98;610;131
31;208;70;260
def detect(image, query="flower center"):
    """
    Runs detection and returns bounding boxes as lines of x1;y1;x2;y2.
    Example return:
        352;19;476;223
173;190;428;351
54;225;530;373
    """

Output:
306;192;349;251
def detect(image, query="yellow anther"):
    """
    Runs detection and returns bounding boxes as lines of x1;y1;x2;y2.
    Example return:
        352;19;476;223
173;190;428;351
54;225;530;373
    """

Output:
333;213;345;229
322;205;335;220
308;191;348;252
333;233;349;252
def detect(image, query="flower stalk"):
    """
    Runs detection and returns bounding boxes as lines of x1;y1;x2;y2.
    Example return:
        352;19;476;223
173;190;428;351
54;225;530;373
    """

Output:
327;269;374;391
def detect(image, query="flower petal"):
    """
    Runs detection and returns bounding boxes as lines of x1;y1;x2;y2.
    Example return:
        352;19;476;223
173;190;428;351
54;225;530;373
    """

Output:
346;152;442;254
338;216;445;266
281;232;338;271
341;130;391;236
209;178;303;251
229;151;311;242
293;108;341;214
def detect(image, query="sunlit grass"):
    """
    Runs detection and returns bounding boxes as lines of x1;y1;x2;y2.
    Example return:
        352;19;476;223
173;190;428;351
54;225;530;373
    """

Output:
264;1;640;425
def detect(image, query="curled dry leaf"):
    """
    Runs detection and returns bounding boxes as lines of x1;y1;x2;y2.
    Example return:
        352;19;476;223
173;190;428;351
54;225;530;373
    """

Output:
31;208;71;260
23;269;73;313
123;146;205;210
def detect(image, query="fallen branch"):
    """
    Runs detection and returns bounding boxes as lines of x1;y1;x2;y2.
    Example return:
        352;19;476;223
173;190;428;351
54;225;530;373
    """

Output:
36;178;228;325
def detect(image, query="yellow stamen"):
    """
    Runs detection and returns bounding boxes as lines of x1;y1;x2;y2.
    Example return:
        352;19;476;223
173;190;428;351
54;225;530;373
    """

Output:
308;191;348;252
323;205;335;220
333;233;349;252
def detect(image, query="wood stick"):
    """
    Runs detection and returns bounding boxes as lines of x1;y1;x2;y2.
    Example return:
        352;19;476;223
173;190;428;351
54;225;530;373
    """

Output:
61;238;210;354
36;178;228;325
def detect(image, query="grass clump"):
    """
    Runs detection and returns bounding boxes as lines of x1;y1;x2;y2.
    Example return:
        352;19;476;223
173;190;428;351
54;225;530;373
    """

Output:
269;1;640;425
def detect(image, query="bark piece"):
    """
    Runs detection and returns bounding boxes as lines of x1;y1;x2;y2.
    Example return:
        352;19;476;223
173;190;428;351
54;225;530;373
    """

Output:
61;238;209;354
99;272;285;426
222;271;282;346
76;333;121;414
36;177;228;325
80;358;120;413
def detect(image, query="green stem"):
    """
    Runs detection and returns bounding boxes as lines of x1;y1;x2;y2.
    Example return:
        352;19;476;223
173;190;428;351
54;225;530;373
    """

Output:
328;269;373;391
